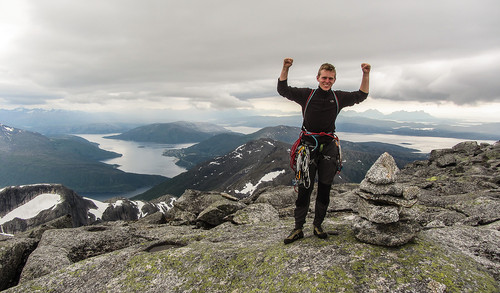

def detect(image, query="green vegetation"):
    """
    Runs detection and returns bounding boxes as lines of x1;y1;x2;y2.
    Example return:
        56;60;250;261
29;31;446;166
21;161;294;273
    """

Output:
116;226;497;292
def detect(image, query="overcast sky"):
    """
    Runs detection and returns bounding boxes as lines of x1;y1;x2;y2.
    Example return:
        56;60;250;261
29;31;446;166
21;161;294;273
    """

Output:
1;0;499;123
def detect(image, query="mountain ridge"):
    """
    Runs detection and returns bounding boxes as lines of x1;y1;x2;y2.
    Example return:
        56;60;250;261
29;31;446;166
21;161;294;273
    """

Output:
2;107;498;140
163;125;298;168
135;138;293;200
143;127;427;199
104;121;231;144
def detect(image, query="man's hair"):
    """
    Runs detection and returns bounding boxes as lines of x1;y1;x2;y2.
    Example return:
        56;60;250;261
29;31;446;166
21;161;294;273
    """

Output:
317;63;336;77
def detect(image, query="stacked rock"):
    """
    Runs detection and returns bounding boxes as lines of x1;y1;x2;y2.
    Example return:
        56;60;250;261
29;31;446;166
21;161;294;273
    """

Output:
352;152;420;247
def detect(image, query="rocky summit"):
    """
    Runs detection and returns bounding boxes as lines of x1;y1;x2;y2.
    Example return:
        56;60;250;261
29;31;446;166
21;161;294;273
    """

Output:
1;140;499;292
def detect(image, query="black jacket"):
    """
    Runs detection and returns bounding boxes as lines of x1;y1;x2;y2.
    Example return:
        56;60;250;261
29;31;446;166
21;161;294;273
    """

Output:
278;79;367;142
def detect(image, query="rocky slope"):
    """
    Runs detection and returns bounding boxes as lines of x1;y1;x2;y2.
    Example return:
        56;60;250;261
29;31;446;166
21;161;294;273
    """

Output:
0;185;175;235
0;140;499;292
0;184;94;234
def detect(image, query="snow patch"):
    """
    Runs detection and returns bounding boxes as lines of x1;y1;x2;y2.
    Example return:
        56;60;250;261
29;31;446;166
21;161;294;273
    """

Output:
234;169;286;195
0;193;63;225
235;145;245;152
0;124;14;132
85;197;176;221
112;200;124;208
85;198;109;220
134;201;146;218
156;198;176;213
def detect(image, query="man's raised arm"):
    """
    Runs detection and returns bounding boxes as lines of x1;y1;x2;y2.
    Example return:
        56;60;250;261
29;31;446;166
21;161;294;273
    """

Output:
359;63;371;94
279;58;294;81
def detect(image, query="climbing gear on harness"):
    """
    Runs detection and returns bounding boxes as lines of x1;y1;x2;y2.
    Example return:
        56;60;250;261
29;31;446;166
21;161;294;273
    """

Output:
290;127;335;170
334;136;343;174
290;129;342;170
289;130;343;191
294;144;311;189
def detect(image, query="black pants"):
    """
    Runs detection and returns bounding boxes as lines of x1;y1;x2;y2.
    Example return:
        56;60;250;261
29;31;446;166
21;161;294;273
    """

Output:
294;141;339;229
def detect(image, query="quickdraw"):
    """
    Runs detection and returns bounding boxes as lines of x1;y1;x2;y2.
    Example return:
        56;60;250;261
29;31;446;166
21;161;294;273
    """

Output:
294;144;311;190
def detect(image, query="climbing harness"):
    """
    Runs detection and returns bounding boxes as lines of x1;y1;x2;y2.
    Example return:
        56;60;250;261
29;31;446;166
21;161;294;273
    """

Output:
289;88;343;191
290;132;343;192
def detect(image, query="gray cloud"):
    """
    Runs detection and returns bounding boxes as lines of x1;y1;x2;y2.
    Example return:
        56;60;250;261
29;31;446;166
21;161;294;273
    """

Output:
1;0;499;114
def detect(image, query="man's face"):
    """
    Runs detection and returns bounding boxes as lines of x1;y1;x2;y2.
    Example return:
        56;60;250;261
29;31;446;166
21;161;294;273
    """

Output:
316;70;336;91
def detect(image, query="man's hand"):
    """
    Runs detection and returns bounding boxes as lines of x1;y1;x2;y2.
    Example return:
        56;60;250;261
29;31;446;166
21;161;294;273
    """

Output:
280;58;294;81
283;58;294;69
360;63;370;93
361;63;371;74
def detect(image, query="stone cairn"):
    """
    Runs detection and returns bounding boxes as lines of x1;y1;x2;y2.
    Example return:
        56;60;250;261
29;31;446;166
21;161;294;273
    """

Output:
352;152;420;247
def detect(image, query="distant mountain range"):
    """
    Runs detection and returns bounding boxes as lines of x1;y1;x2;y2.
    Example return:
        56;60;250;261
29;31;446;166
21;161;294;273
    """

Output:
220;112;498;141
1;108;498;141
104;121;230;144
0;108;138;134
343;109;438;122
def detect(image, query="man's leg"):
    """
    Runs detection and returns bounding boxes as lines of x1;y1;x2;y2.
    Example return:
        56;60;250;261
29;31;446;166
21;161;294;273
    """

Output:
294;159;317;229
284;186;312;244
284;161;317;244
294;185;314;229
313;142;338;238
313;181;331;228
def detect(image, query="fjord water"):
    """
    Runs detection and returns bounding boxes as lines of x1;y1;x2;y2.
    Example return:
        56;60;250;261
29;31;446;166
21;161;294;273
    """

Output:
76;134;192;177
75;134;193;200
226;126;497;154
336;132;497;154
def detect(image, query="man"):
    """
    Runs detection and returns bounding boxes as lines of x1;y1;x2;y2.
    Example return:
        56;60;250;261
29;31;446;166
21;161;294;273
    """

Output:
278;58;371;244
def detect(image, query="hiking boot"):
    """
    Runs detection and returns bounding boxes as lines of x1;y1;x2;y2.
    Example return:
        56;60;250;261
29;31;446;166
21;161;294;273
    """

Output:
284;228;304;244
313;225;328;239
